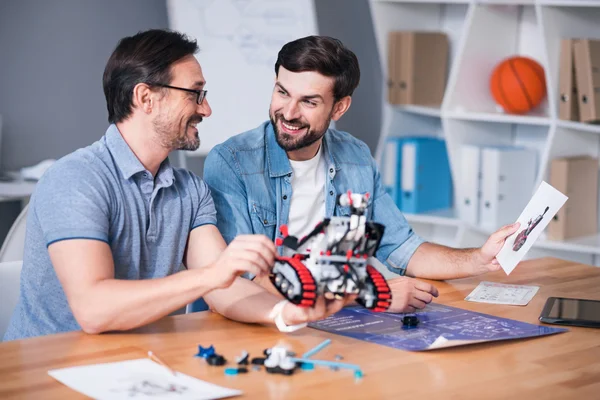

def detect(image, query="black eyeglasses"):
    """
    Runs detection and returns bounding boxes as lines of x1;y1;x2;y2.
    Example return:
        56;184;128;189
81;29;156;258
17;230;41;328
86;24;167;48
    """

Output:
152;83;207;105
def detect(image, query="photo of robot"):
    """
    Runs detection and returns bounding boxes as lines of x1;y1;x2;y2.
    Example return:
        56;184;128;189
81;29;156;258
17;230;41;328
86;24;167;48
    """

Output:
270;191;392;312
512;206;550;252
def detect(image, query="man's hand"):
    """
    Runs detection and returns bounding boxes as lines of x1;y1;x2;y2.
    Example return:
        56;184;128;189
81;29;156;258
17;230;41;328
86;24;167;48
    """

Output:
204;235;276;289
280;295;357;326
475;222;521;275
386;276;439;313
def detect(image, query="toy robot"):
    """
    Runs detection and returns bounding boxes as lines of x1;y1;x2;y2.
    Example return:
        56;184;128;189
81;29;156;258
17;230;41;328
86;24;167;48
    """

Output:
270;191;392;312
512;206;549;251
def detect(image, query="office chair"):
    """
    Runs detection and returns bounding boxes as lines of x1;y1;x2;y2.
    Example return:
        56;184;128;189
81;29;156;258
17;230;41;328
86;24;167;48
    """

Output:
0;260;22;337
0;204;28;263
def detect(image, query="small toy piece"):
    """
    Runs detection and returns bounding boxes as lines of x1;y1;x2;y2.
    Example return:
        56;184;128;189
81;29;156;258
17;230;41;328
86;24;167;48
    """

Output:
288;357;363;377
194;344;227;366
235;350;249;365
302;339;331;358
251;365;261;371
300;362;315;371
264;346;297;375
224;367;248;375
271;191;392;312
194;345;215;359
402;315;419;328
206;354;227;366
251;357;265;365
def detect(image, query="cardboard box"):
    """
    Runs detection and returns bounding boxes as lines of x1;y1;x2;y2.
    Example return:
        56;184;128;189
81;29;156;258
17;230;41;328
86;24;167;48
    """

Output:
548;156;599;240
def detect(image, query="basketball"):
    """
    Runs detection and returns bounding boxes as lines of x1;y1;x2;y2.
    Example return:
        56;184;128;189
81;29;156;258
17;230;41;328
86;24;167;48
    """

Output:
490;56;546;114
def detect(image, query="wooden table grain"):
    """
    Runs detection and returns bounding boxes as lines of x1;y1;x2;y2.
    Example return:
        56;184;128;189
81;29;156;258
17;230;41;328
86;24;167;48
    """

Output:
1;257;600;399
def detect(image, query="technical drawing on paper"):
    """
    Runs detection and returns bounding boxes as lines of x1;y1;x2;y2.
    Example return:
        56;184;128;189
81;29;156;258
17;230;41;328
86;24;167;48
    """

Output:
111;374;188;397
309;303;566;351
465;281;540;306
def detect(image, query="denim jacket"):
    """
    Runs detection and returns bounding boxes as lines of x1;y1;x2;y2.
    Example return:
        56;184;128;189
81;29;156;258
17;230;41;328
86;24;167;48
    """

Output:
203;121;425;275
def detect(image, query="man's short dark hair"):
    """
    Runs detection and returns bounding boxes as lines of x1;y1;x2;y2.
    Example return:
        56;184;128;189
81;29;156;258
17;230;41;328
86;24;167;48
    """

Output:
274;35;360;102
103;29;198;123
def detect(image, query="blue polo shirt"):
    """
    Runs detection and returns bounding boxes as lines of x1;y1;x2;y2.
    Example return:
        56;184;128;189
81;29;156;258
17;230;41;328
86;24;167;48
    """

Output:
3;124;216;341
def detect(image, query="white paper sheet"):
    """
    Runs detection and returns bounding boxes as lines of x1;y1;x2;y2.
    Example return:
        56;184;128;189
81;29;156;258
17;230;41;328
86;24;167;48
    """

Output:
465;281;540;306
48;358;242;400
496;181;568;275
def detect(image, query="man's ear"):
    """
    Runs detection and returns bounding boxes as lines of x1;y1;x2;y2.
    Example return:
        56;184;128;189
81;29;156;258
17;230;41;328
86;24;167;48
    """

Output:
132;82;155;114
331;96;352;121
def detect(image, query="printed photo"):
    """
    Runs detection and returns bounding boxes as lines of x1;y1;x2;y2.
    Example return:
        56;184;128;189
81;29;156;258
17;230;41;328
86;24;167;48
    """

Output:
496;181;568;275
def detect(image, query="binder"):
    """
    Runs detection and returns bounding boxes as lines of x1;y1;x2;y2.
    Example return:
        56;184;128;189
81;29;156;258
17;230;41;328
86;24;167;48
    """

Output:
387;31;401;104
573;39;600;123
387;31;449;106
558;39;579;121
382;136;404;207
399;137;452;214
458;145;482;225
479;146;537;231
548;156;598;240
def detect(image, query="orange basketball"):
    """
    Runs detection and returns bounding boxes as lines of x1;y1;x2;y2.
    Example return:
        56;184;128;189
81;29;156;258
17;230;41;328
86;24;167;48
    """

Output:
490;56;546;114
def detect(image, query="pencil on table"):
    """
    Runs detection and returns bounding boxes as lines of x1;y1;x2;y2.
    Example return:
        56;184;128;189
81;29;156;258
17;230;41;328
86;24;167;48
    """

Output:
148;350;177;376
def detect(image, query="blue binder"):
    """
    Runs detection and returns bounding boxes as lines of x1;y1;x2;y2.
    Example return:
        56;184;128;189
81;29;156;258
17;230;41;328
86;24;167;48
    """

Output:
381;137;404;207
398;137;452;214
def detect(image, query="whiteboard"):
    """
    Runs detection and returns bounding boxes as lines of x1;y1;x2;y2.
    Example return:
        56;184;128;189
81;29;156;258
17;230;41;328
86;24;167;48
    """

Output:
166;0;318;156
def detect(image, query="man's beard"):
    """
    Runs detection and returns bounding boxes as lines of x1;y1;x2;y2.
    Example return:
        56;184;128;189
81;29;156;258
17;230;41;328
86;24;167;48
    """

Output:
270;111;331;152
153;113;203;151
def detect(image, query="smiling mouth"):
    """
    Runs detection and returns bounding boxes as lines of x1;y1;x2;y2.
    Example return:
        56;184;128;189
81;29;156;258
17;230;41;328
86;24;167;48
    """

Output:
280;120;306;134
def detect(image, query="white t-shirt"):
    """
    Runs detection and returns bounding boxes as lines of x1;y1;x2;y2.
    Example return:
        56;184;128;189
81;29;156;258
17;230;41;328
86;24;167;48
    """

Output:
286;145;326;255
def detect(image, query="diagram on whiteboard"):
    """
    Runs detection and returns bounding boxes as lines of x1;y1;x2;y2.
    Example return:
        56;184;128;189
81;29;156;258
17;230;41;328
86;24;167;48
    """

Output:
167;0;318;154
188;0;313;66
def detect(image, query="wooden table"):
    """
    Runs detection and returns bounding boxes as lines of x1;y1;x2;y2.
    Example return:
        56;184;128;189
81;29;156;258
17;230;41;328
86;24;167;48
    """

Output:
1;257;600;399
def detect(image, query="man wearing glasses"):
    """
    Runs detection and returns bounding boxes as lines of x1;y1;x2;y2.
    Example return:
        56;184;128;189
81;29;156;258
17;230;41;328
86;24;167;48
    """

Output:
3;29;349;341
203;36;520;313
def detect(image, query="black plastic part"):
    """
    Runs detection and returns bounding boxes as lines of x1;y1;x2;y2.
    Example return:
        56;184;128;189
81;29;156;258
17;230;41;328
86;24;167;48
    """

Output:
402;315;419;327
265;366;295;375
237;354;249;365
206;354;227;366
251;357;266;365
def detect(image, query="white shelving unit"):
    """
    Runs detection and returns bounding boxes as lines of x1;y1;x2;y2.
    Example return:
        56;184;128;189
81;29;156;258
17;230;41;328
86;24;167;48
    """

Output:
370;0;600;266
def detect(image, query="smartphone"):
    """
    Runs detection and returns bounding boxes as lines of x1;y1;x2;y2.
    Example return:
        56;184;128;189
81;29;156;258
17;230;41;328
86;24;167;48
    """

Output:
539;297;600;328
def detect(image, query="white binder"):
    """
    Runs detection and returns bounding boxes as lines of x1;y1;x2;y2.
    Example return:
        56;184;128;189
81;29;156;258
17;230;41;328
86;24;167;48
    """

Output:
459;145;482;225
479;147;537;231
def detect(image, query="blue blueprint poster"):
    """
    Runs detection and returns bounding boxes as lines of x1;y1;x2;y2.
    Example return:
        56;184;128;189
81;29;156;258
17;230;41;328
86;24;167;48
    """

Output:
308;303;567;351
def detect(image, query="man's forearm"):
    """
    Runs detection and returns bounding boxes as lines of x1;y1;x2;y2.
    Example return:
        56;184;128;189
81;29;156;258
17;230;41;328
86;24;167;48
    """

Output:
405;242;481;280
204;277;282;325
75;268;217;334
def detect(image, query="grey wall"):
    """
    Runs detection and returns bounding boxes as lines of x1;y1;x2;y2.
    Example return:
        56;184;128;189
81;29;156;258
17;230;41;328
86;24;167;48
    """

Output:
0;0;169;171
0;0;169;243
314;0;382;153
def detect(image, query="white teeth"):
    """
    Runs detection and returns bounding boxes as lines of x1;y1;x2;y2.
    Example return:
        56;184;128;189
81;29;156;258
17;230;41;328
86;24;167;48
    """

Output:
282;122;301;131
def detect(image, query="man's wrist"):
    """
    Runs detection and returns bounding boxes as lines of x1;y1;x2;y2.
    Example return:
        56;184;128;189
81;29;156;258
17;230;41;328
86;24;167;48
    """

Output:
472;247;489;274
269;300;307;332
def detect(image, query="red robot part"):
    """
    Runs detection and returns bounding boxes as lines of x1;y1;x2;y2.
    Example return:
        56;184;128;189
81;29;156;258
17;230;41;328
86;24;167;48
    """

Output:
356;265;392;312
271;256;317;307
